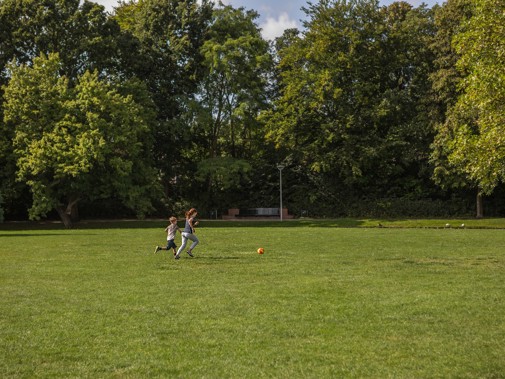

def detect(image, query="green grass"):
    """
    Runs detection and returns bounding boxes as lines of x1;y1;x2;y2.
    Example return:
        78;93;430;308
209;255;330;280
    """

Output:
1;220;505;378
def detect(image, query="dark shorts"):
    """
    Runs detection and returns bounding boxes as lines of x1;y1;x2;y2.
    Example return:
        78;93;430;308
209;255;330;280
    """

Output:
166;240;177;249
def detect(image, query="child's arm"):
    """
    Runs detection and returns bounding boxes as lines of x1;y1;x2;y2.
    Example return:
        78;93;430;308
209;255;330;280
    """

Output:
189;218;198;232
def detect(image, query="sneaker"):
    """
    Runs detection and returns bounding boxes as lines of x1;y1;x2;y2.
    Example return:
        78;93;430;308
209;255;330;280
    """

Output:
154;246;160;254
174;254;180;260
186;250;194;257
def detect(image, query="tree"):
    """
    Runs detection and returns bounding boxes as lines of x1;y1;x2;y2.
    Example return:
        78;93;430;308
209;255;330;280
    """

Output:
429;0;477;212
0;0;132;219
179;3;273;211
263;0;437;210
0;192;4;222
114;0;214;195
429;0;472;118
0;0;126;84
431;0;504;217
193;4;272;160
3;53;159;227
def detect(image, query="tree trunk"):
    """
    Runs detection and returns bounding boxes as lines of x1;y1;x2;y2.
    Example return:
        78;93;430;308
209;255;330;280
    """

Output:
55;197;80;228
476;191;483;219
56;206;73;229
70;202;79;223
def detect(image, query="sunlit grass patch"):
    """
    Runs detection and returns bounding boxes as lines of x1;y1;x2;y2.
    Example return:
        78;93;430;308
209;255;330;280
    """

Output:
1;222;504;377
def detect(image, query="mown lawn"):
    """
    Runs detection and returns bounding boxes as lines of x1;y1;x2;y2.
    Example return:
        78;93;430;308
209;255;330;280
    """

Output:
1;220;504;378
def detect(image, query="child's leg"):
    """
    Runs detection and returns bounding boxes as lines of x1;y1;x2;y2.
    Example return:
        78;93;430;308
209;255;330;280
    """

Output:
175;234;188;257
187;234;199;252
165;240;175;251
168;240;177;255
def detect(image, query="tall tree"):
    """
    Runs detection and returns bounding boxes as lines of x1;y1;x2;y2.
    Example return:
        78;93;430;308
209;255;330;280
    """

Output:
0;192;3;222
263;0;437;211
3;53;159;227
429;0;472;119
431;0;505;217
0;0;125;83
114;0;214;195
193;4;272;160
0;0;130;219
429;0;476;209
186;4;273;211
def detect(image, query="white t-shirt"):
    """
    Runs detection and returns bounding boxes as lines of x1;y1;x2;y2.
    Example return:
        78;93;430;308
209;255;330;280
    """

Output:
166;223;179;240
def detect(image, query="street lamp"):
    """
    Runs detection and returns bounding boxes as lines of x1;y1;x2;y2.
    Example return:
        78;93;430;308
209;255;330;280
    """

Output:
277;164;285;221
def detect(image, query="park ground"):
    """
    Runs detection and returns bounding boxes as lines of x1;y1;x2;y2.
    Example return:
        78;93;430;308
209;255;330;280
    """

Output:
1;219;504;377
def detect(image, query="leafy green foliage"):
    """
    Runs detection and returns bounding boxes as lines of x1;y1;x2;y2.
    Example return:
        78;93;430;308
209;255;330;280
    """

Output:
196;157;251;191
3;53;159;227
177;3;274;211
1;0;505;220
264;0;437;202
0;0;135;219
113;0;214;204
0;192;3;222
194;156;252;210
429;0;472;114
430;0;473;191
190;4;272;159
431;0;505;198
0;0;125;83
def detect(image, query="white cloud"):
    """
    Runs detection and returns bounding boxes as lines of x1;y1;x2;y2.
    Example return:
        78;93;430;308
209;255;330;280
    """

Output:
260;12;298;41
89;0;114;10
200;0;231;4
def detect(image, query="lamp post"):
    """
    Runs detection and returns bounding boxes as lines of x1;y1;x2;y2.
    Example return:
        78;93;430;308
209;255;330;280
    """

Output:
277;164;285;221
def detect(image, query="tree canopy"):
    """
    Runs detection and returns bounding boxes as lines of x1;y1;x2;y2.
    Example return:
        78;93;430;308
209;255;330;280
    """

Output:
431;0;505;216
1;0;505;222
262;0;437;211
3;53;159;227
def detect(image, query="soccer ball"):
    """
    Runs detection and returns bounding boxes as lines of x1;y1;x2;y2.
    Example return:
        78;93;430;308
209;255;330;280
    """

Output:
257;247;264;254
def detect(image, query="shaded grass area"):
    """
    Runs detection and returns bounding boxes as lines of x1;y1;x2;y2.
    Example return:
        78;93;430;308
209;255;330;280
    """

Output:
2;217;505;231
1;224;504;377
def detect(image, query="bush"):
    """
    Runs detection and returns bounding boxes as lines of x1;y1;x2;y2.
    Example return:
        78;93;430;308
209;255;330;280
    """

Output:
285;193;476;219
342;197;474;218
0;192;4;223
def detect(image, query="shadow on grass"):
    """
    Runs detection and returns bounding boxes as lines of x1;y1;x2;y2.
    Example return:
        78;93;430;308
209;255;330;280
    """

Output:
0;219;368;231
195;256;241;260
2;218;503;230
0;220;167;231
0;233;79;237
197;219;368;228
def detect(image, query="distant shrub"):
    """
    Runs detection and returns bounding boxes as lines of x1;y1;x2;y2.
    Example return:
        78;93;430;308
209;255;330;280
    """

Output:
0;192;4;223
287;195;475;219
343;197;474;218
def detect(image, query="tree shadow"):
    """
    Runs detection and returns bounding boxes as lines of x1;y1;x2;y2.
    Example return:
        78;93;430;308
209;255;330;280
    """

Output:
0;233;96;237
0;218;373;231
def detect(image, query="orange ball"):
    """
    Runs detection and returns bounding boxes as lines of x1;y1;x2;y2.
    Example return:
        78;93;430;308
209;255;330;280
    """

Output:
257;247;264;254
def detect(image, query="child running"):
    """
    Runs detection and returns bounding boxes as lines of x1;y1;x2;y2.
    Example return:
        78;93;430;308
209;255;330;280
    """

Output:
174;208;199;260
154;216;181;256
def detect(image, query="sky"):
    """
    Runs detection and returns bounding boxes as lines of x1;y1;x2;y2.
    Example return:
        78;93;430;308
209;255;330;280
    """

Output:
94;0;441;40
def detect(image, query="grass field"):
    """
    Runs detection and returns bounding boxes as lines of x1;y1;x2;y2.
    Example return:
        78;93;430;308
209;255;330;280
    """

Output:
1;220;505;378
